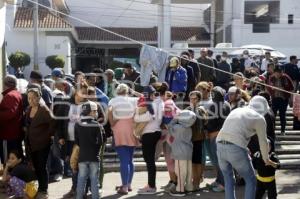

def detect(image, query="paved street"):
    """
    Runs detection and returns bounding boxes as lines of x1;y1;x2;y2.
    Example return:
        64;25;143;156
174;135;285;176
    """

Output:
2;169;296;199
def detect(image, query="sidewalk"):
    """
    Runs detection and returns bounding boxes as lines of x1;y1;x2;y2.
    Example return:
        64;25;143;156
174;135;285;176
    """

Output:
1;170;300;198
49;169;300;199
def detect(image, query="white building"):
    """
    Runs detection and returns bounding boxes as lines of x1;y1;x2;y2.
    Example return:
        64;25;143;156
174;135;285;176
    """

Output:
4;0;212;77
212;0;300;57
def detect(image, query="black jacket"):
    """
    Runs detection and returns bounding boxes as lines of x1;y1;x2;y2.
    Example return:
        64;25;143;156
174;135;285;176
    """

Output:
282;63;300;81
206;87;231;133
75;117;104;163
252;151;280;178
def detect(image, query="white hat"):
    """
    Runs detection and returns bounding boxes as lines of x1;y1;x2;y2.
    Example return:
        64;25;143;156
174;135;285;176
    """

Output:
248;96;270;116
228;86;238;94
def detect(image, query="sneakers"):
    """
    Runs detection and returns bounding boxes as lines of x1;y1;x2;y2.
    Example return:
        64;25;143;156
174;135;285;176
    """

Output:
164;182;176;193
212;184;225;192
161;181;173;189
137;185;157;195
169;189;186;197
53;174;63;182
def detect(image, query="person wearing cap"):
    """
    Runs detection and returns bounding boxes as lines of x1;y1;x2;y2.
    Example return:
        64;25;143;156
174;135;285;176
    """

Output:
104;69;119;99
0;75;24;164
180;54;196;102
29;71;53;108
123;63;140;83
197;48;216;82
165;57;187;95
216;96;278;199
137;85;164;195
74;101;104;199
267;66;294;135
51;68;64;81
25;87;55;199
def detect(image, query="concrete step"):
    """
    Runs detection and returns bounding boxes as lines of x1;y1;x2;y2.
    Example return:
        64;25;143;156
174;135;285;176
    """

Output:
275;130;300;135
279;159;300;169
277;154;300;160
276;135;300;141
275;141;300;145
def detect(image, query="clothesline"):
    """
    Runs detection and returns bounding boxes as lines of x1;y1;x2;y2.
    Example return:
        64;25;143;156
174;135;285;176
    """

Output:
24;0;300;97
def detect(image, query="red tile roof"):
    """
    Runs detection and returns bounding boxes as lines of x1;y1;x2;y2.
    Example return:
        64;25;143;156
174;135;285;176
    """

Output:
14;7;72;29
75;27;210;42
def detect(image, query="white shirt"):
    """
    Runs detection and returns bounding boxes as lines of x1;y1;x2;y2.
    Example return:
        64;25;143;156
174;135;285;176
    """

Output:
108;96;138;119
68;104;82;141
217;107;269;162
260;58;269;71
142;97;164;134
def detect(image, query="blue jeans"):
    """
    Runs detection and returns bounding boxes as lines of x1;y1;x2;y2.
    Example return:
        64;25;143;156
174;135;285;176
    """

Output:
115;146;135;187
207;137;224;186
217;142;256;199
76;162;100;199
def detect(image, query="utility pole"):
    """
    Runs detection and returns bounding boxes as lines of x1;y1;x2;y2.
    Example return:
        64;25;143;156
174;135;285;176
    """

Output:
210;0;216;47
33;0;39;70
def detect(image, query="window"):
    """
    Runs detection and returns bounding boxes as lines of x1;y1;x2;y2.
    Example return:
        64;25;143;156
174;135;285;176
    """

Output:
253;23;270;33
244;1;280;33
288;14;294;24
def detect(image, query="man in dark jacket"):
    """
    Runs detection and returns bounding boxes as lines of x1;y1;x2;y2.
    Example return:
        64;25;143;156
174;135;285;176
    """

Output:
216;52;232;91
183;50;201;82
0;75;24;163
197;48;216;83
123;63;140;84
267;66;294;135
181;54;196;101
282;55;300;92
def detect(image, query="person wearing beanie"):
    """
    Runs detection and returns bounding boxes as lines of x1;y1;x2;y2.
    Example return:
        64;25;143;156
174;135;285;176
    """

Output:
74;101;104;199
29;71;53;108
216;96;278;199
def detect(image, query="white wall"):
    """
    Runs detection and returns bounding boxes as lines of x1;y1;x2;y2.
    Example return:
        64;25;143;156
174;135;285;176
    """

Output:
4;3;72;79
66;0;209;27
230;0;300;57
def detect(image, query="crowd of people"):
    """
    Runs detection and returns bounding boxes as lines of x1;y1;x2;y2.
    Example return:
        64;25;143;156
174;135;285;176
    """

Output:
0;47;299;199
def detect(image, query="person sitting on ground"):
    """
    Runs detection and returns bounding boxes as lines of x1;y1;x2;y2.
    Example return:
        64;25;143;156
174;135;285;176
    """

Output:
2;150;37;199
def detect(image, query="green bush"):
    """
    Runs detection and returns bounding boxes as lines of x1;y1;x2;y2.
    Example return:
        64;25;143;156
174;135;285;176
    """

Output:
45;55;65;69
8;51;31;70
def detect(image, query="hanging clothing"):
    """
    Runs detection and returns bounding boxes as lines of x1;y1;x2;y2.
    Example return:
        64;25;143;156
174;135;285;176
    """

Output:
139;45;169;86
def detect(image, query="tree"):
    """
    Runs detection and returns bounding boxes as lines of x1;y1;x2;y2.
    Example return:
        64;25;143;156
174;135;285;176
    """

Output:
45;55;65;69
8;51;31;71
